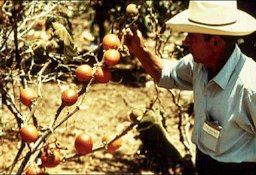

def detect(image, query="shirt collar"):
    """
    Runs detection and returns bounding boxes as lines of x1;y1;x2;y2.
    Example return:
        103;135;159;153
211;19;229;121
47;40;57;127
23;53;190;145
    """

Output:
212;45;241;90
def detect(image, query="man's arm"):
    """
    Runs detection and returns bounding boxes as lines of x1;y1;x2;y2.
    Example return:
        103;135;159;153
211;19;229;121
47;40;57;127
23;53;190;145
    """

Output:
123;28;163;82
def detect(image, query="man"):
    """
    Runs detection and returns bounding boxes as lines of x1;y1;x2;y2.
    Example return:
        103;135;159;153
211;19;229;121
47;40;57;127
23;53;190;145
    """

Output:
124;1;256;175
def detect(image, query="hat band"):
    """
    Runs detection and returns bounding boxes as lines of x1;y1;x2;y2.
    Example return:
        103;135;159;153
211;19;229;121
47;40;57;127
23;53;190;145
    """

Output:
188;18;237;26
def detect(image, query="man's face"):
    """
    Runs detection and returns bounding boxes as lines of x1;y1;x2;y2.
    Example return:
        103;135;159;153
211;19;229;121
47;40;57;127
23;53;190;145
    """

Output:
183;33;214;65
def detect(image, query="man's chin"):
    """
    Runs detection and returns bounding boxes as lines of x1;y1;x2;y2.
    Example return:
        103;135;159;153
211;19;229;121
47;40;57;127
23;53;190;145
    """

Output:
193;59;204;65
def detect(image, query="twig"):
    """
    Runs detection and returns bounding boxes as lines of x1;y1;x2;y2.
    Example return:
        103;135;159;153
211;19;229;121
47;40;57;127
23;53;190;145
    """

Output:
0;28;13;52
16;104;80;174
8;141;26;174
64;122;137;161
16;71;96;173
16;150;33;175
18;2;59;37
168;89;191;154
0;86;25;128
11;10;21;69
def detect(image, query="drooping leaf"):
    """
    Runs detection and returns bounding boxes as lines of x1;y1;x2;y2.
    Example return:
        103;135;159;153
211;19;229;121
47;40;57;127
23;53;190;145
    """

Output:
52;22;77;62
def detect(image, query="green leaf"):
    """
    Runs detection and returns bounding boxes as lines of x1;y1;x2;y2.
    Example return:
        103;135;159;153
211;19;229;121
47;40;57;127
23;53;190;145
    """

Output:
52;22;77;62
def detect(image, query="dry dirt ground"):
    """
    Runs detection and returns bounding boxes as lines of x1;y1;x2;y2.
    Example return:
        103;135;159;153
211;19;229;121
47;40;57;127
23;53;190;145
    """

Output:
0;79;194;174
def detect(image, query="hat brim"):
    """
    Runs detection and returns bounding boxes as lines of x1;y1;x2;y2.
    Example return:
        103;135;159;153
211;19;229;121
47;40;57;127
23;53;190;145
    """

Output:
166;10;256;36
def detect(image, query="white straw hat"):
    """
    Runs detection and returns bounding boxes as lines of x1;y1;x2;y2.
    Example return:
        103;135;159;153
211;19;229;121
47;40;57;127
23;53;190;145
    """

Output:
166;1;256;36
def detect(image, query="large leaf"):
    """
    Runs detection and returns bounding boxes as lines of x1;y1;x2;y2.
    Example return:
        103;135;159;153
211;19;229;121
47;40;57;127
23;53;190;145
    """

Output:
52;22;77;62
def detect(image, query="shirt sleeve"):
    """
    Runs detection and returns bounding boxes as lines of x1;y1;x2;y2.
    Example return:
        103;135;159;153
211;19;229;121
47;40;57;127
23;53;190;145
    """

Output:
235;57;256;135
158;54;194;90
241;91;256;135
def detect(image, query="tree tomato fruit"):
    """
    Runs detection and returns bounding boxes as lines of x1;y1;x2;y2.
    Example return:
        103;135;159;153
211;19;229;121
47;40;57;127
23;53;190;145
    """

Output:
41;148;61;168
20;88;37;107
19;125;39;143
102;134;122;153
32;20;45;31
94;67;111;83
75;64;93;82
102;33;120;50
74;133;93;155
24;166;43;175
103;49;121;66
126;4;139;17
61;89;78;106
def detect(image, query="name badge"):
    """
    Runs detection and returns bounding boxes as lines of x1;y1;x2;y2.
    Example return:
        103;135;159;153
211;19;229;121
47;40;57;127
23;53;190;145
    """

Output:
203;121;221;139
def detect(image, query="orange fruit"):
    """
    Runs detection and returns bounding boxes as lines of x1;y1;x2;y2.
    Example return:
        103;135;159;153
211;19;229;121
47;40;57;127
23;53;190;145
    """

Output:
75;64;93;82
20;88;37;106
41;148;61;168
32;20;45;30
94;67;111;83
74;133;93;155
24;165;43;175
61;89;78;106
19;125;39;143
103;49;121;66
102;34;120;50
102;134;122;153
126;4;139;17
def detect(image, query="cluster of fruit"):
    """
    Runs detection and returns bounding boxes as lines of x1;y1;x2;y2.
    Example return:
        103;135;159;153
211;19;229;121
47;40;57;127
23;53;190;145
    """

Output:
22;131;122;174
19;33;122;175
75;2;140;85
20;3;140;174
76;33;121;84
19;31;123;108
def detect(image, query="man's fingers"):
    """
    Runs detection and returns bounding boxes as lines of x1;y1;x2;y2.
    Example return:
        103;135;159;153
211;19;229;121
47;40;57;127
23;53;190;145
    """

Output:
122;28;134;46
122;27;134;37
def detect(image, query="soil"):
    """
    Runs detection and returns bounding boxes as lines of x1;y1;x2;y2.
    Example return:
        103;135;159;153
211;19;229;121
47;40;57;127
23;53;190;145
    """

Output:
0;81;194;174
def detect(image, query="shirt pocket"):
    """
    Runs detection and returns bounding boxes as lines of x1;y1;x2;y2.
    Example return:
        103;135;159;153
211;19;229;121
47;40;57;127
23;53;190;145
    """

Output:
199;122;222;152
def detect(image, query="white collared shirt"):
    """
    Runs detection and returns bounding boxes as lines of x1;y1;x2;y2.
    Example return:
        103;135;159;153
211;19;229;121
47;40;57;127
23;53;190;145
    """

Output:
158;45;256;162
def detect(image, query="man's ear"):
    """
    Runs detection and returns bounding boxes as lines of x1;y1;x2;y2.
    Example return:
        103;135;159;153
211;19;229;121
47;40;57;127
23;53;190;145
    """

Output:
210;36;225;51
